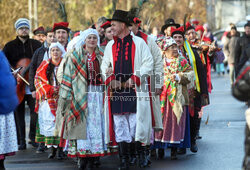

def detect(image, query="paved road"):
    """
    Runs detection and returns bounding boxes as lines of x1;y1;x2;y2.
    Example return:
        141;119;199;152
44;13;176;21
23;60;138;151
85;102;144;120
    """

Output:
5;73;247;170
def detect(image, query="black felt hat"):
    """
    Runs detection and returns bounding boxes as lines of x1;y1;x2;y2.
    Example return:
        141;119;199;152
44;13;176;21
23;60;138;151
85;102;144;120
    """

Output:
161;18;180;34
107;10;131;26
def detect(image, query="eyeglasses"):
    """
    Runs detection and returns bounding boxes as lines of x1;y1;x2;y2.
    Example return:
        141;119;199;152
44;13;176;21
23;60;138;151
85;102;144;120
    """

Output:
19;27;29;30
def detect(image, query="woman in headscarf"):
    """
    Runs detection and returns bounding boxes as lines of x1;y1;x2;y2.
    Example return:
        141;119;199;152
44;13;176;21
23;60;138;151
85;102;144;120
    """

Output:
153;37;194;160
34;42;66;159
56;28;115;170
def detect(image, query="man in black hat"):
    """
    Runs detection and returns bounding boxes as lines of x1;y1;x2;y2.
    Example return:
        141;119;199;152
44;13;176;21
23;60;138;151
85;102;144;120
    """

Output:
101;9;154;170
161;18;180;37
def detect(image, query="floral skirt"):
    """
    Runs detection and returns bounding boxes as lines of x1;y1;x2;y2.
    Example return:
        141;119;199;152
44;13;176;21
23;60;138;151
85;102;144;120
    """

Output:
0;112;18;158
67;85;115;158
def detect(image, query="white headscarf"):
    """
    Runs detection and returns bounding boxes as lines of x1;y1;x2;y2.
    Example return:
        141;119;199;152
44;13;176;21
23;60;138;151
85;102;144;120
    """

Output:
48;42;66;59
73;28;100;50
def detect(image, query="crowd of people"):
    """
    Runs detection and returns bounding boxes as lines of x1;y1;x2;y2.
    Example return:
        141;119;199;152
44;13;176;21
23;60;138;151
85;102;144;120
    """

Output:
0;8;250;170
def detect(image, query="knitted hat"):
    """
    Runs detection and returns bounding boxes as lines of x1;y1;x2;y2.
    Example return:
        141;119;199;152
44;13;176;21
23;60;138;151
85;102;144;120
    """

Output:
156;36;177;51
15;18;30;30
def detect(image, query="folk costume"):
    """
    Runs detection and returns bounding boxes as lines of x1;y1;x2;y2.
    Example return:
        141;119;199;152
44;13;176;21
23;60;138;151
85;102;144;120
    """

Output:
154;37;194;159
101;10;154;170
129;15;164;167
132;20;164;132
34;42;65;159
100;21;112;51
0;51;19;169
186;23;213;140
56;29;114;168
171;27;209;153
186;23;213;93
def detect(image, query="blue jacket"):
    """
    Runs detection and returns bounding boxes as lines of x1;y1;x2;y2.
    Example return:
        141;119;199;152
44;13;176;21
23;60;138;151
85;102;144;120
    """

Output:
0;51;18;114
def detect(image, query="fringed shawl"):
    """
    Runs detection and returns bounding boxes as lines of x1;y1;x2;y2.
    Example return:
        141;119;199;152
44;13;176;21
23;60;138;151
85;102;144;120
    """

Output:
34;60;58;116
56;46;103;139
160;55;193;124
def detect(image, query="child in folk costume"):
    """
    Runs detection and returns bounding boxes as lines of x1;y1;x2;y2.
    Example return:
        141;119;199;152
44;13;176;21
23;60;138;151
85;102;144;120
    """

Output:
0;51;19;169
34;42;65;159
154;37;194;160
56;28;115;169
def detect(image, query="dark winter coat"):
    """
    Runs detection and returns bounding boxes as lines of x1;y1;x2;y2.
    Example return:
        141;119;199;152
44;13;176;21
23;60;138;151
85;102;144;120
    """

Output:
3;36;42;67
235;33;250;75
29;45;48;92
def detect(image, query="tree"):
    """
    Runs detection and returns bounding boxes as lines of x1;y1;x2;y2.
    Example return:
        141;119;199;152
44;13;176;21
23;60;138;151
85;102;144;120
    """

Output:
0;0;207;48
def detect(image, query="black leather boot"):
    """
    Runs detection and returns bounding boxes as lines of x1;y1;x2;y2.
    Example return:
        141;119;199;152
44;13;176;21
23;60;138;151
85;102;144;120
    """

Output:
146;145;152;166
150;148;156;157
196;118;202;139
129;143;137;166
177;148;187;155
57;147;65;160
158;148;165;159
190;141;198;153
118;142;129;170
18;140;26;150
78;157;88;170
171;147;177;160
0;159;5;170
93;157;101;167
87;157;94;170
140;145;150;167
36;143;45;153
135;142;148;168
48;146;57;159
